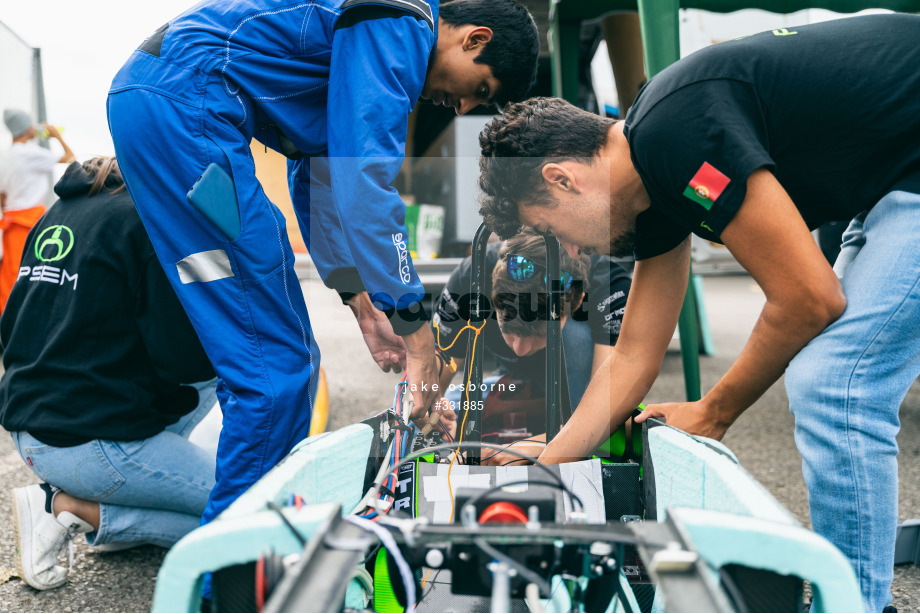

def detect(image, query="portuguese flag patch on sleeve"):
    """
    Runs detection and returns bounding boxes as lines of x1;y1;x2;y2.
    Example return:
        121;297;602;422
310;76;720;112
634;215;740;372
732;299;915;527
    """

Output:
683;162;730;210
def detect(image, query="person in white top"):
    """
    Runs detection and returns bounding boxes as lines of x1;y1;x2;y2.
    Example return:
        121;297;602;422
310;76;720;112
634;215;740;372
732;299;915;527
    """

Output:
0;109;75;311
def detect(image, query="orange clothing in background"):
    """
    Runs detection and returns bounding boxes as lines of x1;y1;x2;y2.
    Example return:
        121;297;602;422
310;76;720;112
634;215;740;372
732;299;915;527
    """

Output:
0;205;47;311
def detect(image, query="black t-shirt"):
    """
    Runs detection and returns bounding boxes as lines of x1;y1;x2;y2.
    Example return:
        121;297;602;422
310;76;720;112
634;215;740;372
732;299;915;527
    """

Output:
624;13;920;260
0;163;214;447
431;243;632;379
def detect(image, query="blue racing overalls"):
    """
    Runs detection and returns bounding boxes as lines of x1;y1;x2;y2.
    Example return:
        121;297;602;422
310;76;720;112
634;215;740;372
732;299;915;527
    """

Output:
107;0;436;542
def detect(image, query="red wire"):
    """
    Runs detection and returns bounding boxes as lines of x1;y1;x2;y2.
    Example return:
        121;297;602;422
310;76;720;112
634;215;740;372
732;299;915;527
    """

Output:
255;555;266;611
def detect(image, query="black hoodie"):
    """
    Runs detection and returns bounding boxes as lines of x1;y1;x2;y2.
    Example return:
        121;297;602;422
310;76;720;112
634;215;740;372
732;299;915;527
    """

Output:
0;162;214;446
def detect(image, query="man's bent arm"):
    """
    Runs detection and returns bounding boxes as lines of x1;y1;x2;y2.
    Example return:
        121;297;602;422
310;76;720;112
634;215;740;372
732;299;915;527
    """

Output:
540;238;691;463
699;169;845;430
590;344;614;377
346;292;407;372
46;125;75;164
326;14;433;331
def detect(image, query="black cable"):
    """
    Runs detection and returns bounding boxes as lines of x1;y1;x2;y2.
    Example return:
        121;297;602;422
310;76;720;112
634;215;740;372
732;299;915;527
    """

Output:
500;458;536;467
461;479;584;518
385;442;577;504
413;524;657;548
418;568;444;605
480;439;547;463
459;479;582;599
435;351;449;379
473;534;553;598
266;500;307;547
361;543;382;567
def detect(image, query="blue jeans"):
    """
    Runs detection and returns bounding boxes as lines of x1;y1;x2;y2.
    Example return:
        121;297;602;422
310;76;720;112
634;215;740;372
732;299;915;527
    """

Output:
11;379;219;548
785;190;920;612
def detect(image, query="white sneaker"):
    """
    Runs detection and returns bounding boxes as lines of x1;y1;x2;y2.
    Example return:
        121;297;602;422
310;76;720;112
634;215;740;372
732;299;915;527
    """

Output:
12;484;93;590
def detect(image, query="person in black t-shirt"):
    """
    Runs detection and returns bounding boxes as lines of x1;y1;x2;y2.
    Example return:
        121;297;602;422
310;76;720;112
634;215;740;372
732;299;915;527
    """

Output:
477;14;920;611
1;158;217;591
431;229;631;440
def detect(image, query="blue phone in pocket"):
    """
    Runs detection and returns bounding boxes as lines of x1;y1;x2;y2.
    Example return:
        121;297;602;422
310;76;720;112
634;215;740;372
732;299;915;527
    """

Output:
186;163;241;241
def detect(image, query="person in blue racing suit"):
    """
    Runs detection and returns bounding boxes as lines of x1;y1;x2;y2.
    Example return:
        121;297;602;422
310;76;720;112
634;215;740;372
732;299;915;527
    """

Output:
106;0;539;546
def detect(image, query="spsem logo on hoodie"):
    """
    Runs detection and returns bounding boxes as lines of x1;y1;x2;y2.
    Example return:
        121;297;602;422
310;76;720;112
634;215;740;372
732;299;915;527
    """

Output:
35;225;74;262
17;224;79;290
392;233;411;284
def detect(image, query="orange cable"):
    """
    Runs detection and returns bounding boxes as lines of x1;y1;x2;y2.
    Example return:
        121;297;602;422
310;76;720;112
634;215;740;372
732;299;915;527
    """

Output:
440;318;486;524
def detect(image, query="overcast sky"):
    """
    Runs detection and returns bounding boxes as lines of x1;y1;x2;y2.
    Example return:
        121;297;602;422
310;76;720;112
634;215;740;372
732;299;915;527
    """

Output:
2;0;196;157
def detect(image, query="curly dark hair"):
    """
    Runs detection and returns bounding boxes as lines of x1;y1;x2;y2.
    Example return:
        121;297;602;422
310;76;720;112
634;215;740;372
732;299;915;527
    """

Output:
478;97;617;239
440;0;539;106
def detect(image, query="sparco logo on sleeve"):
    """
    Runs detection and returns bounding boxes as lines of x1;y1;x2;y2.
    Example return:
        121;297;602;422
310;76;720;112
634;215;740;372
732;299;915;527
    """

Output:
392;233;411;284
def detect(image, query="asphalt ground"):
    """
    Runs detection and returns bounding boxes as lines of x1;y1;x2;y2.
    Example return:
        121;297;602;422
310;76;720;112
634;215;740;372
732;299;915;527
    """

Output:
0;274;918;612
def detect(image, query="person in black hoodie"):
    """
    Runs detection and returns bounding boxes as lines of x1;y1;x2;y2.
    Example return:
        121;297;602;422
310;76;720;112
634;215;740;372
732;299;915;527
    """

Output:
0;157;217;591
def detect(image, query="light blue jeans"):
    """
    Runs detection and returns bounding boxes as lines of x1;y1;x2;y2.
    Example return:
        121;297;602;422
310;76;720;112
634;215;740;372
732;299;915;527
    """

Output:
785;190;920;612
11;379;219;548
